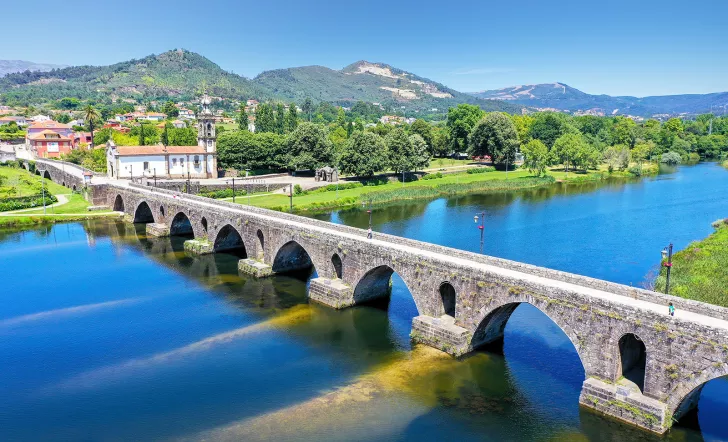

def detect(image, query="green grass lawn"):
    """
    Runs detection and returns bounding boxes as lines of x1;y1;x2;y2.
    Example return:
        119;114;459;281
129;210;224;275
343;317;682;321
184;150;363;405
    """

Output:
20;193;111;215
0;166;67;197
655;221;728;307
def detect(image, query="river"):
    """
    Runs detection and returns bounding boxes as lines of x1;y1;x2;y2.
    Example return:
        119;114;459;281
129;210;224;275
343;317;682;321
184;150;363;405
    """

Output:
1;162;726;441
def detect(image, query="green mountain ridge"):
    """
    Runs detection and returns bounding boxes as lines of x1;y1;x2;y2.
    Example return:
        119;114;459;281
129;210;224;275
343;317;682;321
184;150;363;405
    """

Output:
0;50;522;114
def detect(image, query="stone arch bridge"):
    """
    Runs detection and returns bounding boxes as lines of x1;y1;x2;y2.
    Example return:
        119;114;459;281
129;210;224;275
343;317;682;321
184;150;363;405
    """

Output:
33;159;728;434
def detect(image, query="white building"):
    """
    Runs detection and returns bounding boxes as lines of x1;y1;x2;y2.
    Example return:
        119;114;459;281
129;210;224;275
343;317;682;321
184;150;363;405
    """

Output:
106;96;218;179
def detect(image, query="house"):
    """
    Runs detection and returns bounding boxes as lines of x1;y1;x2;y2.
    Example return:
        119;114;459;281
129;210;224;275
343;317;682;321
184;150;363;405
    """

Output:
0;145;16;162
140;112;167;122
28;130;73;158
178;108;195;119
0;116;28;126
73;132;93;147
172;119;186;129
106;95;218;179
26;121;73;139
29;114;51;123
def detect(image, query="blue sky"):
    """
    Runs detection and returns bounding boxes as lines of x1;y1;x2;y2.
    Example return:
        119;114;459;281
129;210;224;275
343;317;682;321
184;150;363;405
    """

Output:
2;0;726;96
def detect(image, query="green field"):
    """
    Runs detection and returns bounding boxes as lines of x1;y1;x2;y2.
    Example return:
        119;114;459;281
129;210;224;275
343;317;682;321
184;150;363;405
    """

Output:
237;165;635;213
655;220;728;307
0;166;66;197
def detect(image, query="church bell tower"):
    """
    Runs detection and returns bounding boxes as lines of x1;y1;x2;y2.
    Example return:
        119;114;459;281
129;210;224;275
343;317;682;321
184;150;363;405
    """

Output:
198;95;216;153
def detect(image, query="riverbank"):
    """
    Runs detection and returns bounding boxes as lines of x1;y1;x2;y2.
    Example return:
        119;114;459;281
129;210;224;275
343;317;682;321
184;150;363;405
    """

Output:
655;220;728;307
236;163;656;213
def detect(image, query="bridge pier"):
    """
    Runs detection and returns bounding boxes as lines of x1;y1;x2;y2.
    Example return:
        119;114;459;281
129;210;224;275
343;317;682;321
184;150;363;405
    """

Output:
579;377;668;433
183;239;214;255
145;223;170;237
411;315;471;357
308;277;355;309
238;258;274;278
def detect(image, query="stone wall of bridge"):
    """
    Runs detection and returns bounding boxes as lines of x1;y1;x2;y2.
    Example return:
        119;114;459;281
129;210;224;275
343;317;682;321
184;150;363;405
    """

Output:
101;183;728;434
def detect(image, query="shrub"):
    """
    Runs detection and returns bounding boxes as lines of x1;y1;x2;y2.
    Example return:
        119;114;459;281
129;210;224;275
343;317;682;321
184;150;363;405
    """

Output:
294;184;304;195
198;188;247;199
0;193;58;212
660;151;682;165
422;172;443;180
309;182;363;193
466;167;495;174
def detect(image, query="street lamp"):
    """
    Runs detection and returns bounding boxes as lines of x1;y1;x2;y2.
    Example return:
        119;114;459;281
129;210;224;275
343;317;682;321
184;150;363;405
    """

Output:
153;168;157;188
661;243;674;294
474;211;485;254
362;200;373;238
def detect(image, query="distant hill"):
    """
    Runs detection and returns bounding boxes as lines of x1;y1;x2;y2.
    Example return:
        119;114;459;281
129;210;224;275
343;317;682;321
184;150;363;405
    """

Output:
0;51;522;114
469;83;728;117
253;60;523;113
0;50;266;105
0;60;67;77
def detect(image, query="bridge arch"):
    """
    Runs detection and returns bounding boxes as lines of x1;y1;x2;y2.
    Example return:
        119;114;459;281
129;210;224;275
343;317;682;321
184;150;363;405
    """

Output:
256;229;265;259
617;333;647;392
470;301;585;366
113;194;125;212
170;212;194;237
133;201;155;223
351;265;422;313
668;364;728;426
159;205;166;219
213;224;247;255
272;240;315;275
201;217;209;235
42;170;51;180
331;253;343;279
439;282;456;317
72;184;77;192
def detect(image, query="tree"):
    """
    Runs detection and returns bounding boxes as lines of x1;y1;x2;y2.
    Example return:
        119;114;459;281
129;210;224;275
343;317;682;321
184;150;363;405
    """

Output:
339;131;387;177
56;113;72;124
336;107;346;129
58;97;80;110
276;103;286;134
511;114;534;143
446;104;484;153
287;122;334;170
255;103;276;133
83;105;101;148
409;119;433;154
138;123;147;146
385;127;416;175
611;117;637;148
237;104;248;131
302;98;313;122
468;112;520;167
520;139;549;176
631;142;652;174
603;145;630;172
551;133;587;172
529;113;567;149
409;134;430;171
285;103;298;133
162;101;179;118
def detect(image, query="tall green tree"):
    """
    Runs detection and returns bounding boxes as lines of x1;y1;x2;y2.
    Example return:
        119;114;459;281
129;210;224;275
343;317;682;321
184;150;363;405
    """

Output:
409;119;433;154
255;103;276;133
275;103;286;134
339;131;387;177
529;113;567;148
446;104;484;153
287;122;335;170
409;134;430;171
237;104;248;131
285;103;298;133
162;101;179;118
385;127;417;175
520;139;549;176
468;112;520;167
551;133;587;172
302;98;313;122
83;104;101;148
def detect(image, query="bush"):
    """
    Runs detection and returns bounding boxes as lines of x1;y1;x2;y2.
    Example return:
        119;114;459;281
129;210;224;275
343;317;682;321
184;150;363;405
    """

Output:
198;188;247;199
421;172;443;180
660;151;682;165
0;193;58;212
466;167;495;174
308;182;363;193
293;184;304;195
687;152;700;163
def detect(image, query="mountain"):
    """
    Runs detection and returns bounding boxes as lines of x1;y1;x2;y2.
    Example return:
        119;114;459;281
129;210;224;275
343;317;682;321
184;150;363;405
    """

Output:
253;60;523;113
469;83;728;117
0;60;67;77
0;52;522;114
0;49;266;105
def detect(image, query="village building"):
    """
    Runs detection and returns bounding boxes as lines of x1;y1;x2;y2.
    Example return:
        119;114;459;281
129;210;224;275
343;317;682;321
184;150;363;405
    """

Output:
0;116;28;126
28;130;73;158
106;96;217;179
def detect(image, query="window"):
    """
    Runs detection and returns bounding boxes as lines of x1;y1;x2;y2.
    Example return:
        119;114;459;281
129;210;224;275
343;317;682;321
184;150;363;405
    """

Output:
143;161;149;171
180;158;184;167
172;158;177;166
193;155;200;166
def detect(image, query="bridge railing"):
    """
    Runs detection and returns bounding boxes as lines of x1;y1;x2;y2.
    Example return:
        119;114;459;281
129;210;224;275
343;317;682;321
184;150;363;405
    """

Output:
34;159;104;177
123;182;728;323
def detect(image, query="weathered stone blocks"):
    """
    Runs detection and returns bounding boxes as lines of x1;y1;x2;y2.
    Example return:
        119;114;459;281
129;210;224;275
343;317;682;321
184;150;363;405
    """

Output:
238;259;274;278
145;223;170;237
308;277;354;309
411;315;471;357
183;239;214;255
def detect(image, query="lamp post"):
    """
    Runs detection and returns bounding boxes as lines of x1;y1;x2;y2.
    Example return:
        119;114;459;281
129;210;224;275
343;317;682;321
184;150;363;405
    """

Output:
153;168;157;188
362;200;373;238
231;177;236;203
661;243;674;295
187;171;191;194
474;211;485;254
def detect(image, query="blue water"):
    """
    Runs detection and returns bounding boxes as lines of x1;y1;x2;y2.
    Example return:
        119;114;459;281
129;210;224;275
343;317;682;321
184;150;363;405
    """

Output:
0;162;726;441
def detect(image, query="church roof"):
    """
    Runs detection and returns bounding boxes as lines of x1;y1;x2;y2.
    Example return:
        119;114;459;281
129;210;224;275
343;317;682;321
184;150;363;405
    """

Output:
114;145;208;156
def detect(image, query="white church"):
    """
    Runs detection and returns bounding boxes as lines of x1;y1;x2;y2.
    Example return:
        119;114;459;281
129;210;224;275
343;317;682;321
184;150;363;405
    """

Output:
106;96;218;179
